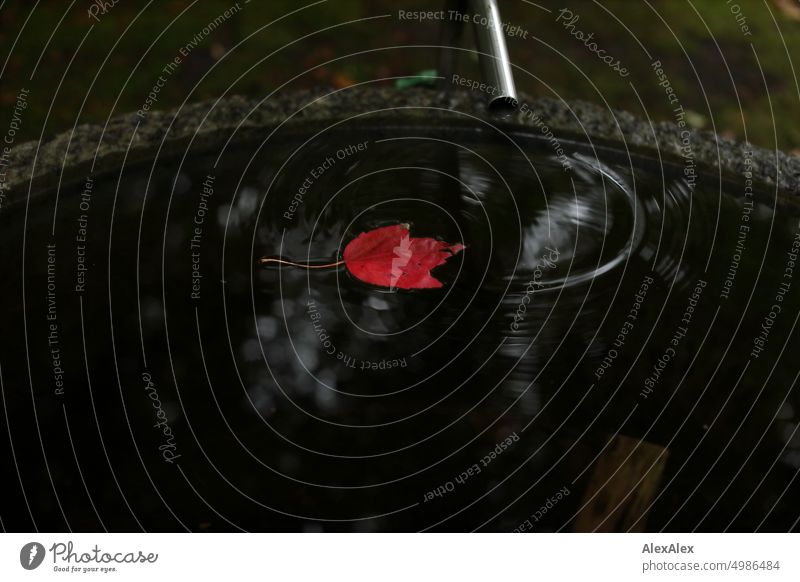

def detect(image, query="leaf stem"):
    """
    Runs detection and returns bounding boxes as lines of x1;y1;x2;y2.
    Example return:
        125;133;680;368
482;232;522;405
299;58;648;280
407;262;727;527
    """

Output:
258;257;344;269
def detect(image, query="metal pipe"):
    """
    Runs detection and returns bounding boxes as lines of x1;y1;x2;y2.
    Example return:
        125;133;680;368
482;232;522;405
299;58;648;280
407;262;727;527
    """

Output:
468;0;518;114
437;0;467;95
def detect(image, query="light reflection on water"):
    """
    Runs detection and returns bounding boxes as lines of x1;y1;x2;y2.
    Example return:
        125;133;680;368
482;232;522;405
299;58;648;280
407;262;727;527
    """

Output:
1;124;799;532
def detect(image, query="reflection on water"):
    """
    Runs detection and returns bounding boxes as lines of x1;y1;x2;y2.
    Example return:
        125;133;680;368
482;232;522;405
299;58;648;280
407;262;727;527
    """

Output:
1;122;799;532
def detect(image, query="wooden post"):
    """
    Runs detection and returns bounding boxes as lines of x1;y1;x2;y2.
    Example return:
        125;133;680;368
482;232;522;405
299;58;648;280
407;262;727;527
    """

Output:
573;435;669;532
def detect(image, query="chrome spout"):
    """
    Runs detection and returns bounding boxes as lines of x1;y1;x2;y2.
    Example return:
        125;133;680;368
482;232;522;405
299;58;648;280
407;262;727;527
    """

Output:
439;0;518;114
470;0;518;113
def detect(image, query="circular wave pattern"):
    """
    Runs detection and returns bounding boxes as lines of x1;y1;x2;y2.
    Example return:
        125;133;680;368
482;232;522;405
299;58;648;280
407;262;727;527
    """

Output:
0;2;798;535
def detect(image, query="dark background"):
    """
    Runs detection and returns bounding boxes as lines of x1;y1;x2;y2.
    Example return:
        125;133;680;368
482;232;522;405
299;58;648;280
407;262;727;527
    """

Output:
1;0;800;150
1;0;800;534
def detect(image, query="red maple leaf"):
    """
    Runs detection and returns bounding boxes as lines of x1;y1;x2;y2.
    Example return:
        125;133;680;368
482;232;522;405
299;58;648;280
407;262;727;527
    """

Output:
343;224;465;289
259;224;464;289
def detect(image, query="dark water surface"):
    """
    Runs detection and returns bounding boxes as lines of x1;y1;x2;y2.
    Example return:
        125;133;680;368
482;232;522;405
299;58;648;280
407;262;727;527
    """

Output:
1;121;799;532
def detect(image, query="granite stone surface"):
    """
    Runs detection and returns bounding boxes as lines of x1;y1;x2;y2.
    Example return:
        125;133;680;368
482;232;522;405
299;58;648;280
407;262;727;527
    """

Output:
3;87;798;200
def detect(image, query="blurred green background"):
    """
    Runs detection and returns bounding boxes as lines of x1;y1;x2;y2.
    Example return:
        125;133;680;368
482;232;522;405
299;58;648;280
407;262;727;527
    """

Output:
1;0;800;152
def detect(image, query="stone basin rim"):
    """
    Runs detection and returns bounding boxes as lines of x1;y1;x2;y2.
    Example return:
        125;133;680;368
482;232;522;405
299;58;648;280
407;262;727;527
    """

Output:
2;88;798;202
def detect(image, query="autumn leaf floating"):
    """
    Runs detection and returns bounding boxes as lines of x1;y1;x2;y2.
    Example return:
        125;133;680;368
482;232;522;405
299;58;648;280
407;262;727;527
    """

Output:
344;224;465;289
259;223;465;290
